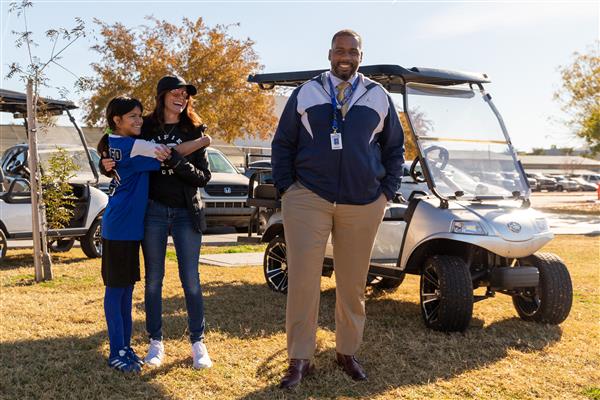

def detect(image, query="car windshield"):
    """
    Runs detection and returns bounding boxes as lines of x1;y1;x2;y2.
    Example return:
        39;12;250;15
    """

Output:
208;150;238;174
406;83;528;199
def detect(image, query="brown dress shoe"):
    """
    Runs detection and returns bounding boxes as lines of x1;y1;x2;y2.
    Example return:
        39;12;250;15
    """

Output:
279;359;314;389
336;352;368;381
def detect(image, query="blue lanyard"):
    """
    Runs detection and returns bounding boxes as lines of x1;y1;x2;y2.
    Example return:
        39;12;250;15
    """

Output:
328;76;360;132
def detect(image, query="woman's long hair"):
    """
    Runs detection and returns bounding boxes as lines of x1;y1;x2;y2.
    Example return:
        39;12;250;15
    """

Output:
148;90;202;133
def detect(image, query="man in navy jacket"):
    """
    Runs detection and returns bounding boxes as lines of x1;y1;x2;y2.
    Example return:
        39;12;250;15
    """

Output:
273;29;405;389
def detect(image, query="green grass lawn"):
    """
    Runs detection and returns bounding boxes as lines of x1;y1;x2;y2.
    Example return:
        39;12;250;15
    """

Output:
0;236;598;399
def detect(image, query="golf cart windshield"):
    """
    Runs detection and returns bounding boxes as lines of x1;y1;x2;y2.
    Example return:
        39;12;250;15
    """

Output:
36;125;96;179
406;83;528;200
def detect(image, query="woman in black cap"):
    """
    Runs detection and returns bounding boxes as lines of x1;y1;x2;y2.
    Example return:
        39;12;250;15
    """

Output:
102;75;213;369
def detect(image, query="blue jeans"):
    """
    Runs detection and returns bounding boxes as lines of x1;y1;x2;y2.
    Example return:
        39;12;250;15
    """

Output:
142;200;205;343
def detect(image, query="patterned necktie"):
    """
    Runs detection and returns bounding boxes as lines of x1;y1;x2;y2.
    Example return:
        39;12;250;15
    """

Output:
336;81;351;117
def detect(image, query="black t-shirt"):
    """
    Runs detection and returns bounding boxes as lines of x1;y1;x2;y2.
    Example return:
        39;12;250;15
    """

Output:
145;123;195;208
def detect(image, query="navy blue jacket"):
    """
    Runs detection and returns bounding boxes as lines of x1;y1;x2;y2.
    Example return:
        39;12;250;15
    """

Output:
272;71;405;204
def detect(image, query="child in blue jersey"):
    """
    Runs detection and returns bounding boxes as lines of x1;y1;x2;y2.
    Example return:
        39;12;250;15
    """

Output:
98;96;210;372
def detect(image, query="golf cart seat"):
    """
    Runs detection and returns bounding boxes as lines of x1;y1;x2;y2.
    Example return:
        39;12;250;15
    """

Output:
248;184;280;209
383;204;408;221
247;170;281;209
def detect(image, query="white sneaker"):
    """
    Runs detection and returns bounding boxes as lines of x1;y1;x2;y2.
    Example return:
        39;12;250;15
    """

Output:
192;341;213;369
145;339;165;367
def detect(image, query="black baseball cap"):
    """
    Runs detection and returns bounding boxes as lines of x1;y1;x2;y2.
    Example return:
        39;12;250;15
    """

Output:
156;75;197;96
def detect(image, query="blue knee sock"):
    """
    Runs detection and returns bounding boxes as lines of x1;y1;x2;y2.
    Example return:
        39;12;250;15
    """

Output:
121;285;134;348
104;286;126;358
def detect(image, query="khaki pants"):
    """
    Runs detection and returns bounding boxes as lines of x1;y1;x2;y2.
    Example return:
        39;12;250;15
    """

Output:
282;182;387;359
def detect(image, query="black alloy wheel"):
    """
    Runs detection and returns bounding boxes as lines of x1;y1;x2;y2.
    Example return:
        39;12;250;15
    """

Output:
0;230;7;261
263;236;288;294
81;218;102;258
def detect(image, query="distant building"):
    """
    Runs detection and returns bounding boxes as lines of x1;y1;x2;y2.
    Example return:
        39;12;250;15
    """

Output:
519;155;600;174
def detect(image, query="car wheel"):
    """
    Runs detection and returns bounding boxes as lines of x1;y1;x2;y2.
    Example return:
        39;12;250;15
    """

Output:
0;229;7;261
263;236;288;294
420;255;473;332
556;185;563;192
367;274;404;290
512;253;572;324
48;238;75;252
81;218;102;258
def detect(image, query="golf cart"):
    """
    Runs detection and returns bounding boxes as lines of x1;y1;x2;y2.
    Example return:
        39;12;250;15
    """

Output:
246;65;572;332
0;88;107;260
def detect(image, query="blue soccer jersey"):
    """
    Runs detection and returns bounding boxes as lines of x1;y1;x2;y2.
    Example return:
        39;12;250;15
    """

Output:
101;135;162;241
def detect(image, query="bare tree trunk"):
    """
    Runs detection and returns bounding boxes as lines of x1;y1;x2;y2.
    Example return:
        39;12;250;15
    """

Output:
26;79;53;281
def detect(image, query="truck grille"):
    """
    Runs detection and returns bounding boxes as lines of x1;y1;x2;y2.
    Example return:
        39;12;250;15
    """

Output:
204;184;248;197
205;201;248;208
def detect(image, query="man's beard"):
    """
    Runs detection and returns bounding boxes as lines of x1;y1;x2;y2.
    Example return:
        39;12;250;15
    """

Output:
332;62;358;81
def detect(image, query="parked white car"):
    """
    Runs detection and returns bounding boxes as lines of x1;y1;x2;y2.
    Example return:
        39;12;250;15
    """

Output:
579;173;600;186
0;177;107;260
201;148;252;232
0;88;108;260
568;176;597;191
549;175;580;192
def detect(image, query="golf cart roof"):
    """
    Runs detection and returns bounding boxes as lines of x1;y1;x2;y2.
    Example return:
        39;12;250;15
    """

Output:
0;88;77;116
248;64;490;93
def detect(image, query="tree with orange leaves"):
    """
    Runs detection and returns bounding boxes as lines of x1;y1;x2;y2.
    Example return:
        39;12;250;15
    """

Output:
83;17;277;142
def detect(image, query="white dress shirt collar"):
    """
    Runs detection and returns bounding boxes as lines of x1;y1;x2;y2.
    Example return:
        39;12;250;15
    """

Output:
328;71;358;88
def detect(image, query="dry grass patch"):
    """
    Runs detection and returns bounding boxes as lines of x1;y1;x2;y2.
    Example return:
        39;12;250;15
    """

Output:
1;236;598;399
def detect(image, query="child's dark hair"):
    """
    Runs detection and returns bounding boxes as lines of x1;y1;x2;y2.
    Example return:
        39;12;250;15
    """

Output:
97;96;143;157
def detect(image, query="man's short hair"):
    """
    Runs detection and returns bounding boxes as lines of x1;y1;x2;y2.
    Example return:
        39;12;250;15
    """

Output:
331;29;362;49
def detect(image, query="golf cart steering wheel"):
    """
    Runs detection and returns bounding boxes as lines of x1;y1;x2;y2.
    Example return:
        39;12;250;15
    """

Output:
7;160;28;176
409;158;426;183
423;145;449;170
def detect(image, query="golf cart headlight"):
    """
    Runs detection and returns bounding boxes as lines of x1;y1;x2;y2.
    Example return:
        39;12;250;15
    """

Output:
535;218;549;232
451;220;486;235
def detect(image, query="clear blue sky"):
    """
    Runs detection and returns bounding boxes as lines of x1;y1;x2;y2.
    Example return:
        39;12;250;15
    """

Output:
1;0;598;151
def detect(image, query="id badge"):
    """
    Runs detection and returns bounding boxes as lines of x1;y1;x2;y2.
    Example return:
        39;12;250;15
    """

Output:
330;132;343;150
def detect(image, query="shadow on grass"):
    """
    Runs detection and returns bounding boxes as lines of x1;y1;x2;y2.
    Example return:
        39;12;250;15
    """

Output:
240;313;563;399
1;278;564;399
0;331;173;400
135;281;486;341
0;252;90;271
133;279;288;339
154;283;560;400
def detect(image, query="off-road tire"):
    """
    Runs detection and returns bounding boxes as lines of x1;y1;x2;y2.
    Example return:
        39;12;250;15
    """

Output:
48;238;75;252
263;236;288;294
0;229;7;261
420;255;473;332
512;252;572;324
81;218;102;258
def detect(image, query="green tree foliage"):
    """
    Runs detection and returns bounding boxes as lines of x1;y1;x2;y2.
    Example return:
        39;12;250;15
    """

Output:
40;148;79;229
555;43;600;153
83;17;277;142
